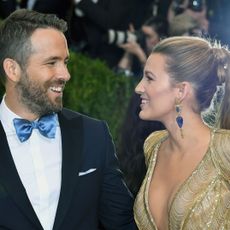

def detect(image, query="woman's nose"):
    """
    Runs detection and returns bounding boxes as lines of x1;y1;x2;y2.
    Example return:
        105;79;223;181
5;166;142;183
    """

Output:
135;80;144;94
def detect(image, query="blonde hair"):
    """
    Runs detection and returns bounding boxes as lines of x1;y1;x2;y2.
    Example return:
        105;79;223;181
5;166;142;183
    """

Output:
152;36;230;129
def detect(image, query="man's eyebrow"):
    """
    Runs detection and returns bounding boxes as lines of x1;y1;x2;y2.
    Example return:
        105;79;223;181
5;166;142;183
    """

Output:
44;56;69;62
43;56;59;61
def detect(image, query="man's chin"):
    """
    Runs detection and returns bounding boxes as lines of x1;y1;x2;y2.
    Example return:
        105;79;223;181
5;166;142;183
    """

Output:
53;107;63;113
51;104;63;113
38;104;63;116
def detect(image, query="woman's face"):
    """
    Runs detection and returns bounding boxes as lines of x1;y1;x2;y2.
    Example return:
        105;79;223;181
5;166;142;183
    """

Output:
135;53;178;122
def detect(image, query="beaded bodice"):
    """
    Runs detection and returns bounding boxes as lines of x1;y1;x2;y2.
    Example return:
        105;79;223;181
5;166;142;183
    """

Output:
134;129;230;230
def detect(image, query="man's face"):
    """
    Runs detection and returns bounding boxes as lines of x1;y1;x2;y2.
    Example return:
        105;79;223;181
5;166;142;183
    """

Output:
16;28;70;116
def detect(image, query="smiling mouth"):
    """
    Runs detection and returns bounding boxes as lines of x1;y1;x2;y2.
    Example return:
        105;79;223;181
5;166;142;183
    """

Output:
49;79;67;94
50;86;64;93
141;99;149;105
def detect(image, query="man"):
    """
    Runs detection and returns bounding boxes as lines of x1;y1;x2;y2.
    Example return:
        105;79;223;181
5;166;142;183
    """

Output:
0;9;136;230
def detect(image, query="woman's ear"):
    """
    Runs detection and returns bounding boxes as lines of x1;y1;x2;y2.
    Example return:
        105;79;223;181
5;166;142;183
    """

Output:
3;58;21;82
176;82;191;102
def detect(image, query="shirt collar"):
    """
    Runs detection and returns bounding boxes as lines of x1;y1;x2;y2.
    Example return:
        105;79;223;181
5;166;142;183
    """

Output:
0;95;59;134
0;95;21;134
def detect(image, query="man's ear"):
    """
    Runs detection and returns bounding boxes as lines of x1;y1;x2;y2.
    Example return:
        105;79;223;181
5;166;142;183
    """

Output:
3;58;21;82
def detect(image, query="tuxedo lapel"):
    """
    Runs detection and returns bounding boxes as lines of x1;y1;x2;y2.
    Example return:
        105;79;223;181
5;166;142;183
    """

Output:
0;122;43;229
53;110;84;230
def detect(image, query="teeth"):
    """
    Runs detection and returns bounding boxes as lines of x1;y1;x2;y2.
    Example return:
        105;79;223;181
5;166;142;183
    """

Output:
141;99;148;104
50;86;62;93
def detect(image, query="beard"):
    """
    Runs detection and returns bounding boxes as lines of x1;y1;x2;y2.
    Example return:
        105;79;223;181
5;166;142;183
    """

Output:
16;72;64;117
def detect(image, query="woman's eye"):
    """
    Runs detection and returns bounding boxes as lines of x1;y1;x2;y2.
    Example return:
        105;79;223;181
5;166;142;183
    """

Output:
146;75;153;81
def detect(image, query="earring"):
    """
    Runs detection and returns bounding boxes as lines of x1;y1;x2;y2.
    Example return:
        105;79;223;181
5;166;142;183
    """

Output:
175;99;184;138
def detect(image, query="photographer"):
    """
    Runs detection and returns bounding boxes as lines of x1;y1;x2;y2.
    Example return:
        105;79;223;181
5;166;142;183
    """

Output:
116;16;168;78
70;0;153;68
168;0;209;33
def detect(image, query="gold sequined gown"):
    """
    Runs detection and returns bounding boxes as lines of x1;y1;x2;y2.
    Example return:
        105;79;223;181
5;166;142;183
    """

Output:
134;129;230;230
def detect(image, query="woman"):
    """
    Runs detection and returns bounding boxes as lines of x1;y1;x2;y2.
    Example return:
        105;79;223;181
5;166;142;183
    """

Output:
134;36;230;229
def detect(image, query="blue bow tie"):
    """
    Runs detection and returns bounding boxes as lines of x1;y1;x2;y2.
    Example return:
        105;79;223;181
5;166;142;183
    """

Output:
13;114;57;142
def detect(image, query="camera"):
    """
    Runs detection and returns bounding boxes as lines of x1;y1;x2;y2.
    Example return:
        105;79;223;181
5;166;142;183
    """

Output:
172;0;185;15
134;30;147;50
172;0;203;15
188;0;203;12
107;30;137;45
107;29;146;47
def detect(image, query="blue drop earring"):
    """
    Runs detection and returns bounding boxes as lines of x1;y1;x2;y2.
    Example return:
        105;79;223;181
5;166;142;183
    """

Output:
175;100;184;138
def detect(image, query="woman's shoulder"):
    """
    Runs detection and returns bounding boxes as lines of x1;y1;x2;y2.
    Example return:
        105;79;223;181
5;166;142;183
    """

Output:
214;128;230;135
144;130;168;163
212;128;230;149
211;128;230;180
213;128;230;146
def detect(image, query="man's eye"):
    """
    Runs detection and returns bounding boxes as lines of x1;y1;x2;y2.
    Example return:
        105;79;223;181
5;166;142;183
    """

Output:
47;62;56;65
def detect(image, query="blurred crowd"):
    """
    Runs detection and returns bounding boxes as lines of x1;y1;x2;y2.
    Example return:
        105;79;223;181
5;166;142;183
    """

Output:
1;0;230;75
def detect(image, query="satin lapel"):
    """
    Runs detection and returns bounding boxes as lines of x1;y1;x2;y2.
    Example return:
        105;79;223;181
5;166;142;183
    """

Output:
0;122;42;229
53;111;83;230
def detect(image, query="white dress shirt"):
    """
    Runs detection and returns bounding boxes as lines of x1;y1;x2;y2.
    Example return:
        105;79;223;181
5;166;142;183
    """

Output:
27;0;37;10
0;97;62;230
74;0;98;17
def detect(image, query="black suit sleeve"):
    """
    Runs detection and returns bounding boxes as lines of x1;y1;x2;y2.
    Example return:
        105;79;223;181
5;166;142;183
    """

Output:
0;0;17;18
98;122;137;230
77;0;135;30
32;0;71;19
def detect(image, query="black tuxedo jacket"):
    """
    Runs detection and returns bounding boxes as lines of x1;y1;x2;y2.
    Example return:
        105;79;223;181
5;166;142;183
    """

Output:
0;0;17;18
20;0;71;20
0;108;137;230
